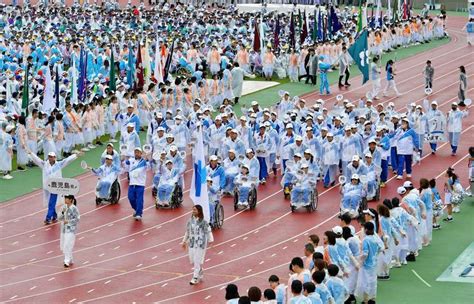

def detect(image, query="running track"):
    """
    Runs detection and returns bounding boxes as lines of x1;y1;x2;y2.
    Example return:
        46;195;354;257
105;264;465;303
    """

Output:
0;16;472;304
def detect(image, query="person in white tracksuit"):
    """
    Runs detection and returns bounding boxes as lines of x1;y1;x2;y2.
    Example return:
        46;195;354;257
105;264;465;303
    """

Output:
58;195;80;267
446;102;468;156
28;151;78;224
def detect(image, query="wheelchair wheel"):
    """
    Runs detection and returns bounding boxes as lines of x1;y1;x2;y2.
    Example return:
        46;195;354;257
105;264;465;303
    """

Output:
249;188;257;210
233;192;239;210
357;197;368;224
214;203;224;229
152;187;157;198
307;191;316;213
313;188;319;211
110;180;121;204
291;205;296;213
170;185;183;208
95;197;102;206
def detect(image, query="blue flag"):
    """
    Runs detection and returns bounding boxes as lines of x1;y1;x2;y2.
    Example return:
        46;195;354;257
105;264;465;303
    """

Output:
127;44;135;88
348;29;370;85
190;127;210;222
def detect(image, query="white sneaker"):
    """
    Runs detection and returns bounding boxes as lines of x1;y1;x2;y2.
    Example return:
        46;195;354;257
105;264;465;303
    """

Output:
189;277;199;285
72;149;80;154
81;147;90;152
396;175;403;180
2;174;13;180
134;215;142;221
406;174;412;178
88;144;96;149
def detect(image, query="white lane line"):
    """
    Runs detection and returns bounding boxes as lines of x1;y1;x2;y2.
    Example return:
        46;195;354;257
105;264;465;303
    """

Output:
246;269;252;273
99;253;105;257
87;289;95;293
128;239;135;243
242;237;248;240
293;239;298;243
29;234;36;238
29;286;37;290
282;246;288;250
78;237;85;241
48;277;55;281
11;241;18;245
152;256;158;260
142;232;149;236
253;230;259;234
162;283;168;288
69;298;76;303
46;251;53;254
104;280;112;285
165;248;172;252
136;264;143;268
204;295;212;300
29;258;36;262
93;230;100;234
230;244;236;248
205;258;211;262
145;292;153;297
217;251;224;255
259;261;264;265
113;246;120;250
9;295;17;300
83;261;89;265
411;270;432;287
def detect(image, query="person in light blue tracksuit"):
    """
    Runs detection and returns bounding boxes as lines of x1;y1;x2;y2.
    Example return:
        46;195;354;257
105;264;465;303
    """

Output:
377;128;391;186
206;155;226;190
394;119;420;179
207;177;220;224
222;150;240;194
91;155;120;199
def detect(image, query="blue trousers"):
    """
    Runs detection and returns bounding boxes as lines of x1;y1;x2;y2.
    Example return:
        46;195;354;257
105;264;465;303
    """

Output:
319;73;330;94
381;159;388;182
448;132;460;153
397;154;413;176
46;193;58;221
128;185;144;216
430;142;437;152
257;156;268;180
390;147;398;171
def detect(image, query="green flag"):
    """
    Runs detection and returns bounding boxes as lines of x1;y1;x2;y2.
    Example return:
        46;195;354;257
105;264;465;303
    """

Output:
348;29;370;85
109;47;116;92
21;65;29;116
357;3;363;33
312;10;318;42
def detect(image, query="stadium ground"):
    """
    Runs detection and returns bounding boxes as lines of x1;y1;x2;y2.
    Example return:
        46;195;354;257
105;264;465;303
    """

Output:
0;13;472;304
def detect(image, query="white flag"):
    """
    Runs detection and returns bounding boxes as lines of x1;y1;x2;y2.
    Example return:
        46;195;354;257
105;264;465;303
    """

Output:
153;38;163;83
190;127;210;222
42;66;55;114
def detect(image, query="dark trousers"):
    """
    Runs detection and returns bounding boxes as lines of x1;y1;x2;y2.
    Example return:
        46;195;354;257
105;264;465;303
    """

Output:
339;69;350;85
305;74;317;85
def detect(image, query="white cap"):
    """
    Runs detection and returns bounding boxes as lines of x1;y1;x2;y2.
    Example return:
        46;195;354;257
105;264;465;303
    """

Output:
304;149;313;155
240;115;247;121
246;148;254;154
157;126;165;132
321;126;328;131
209;155;218;161
351;174;360;180
107;143;114;147
127;104;134;108
264;121;271;127
105;155;113;160
286;123;294;129
344;126;351;131
397;187;407;195
327;132;333;137
206;176;213;182
294;153;302;158
352;155;360;162
362;209;375;217
175;115;183;120
166;133;174;139
5;125;14;132
452;102;458;106
301;163;309;169
165;159;173;164
228;149;236;154
230;128;238;133
403;181;413;188
215;115;222;121
306;126;313;131
295;136;303;141
170;145;178;152
368;138;377;144
127;123;135;128
156;112;163;118
332;226;343;235
250;113;257;118
48;152;56;157
134;147;142;152
431;101;438;106
251;100;259;106
365;152;373;158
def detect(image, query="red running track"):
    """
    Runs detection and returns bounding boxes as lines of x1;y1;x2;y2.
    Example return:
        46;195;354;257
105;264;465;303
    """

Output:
0;16;472;304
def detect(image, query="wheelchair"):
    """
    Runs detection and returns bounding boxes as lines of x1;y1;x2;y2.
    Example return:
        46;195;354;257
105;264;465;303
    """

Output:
95;179;121;205
210;200;224;229
233;177;258;210
155;182;183;209
290;182;318;213
365;170;381;201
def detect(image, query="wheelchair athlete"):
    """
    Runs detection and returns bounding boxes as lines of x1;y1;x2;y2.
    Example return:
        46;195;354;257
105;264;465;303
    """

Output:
207;177;221;224
290;163;316;207
156;159;180;207
340;174;366;218
281;153;303;198
234;164;257;208
91;155;121;200
222;149;241;195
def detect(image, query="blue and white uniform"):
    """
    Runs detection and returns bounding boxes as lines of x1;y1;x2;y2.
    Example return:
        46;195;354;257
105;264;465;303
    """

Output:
124;157;150;217
92;163;120;198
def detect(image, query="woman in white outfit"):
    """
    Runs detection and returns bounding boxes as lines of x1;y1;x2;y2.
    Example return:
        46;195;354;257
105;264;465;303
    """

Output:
181;205;213;285
58;195;80;268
